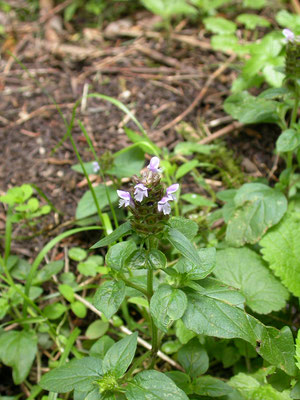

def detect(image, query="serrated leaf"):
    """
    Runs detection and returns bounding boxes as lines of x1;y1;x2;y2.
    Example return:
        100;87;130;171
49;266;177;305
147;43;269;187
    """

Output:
168;217;198;240
150;284;187;332
215;248;289;314
178;338;209;378
126;370;189;400
91;222;132;249
166;228;201;266
0;330;37;384
260;213;300;296
255;325;297;376
226;183;287;246
102;333;138;379
39;357;103;393
224;92;280;124
182;290;257;345
93;280;126;319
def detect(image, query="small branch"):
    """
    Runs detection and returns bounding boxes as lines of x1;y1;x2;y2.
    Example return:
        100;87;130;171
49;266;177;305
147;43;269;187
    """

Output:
199;121;243;145
74;293;183;371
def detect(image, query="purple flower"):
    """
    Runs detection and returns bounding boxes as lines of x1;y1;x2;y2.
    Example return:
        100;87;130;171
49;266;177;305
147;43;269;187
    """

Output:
134;183;148;202
117;190;133;208
166;183;179;201
147;156;162;173
283;28;295;43
92;161;100;173
158;196;171;215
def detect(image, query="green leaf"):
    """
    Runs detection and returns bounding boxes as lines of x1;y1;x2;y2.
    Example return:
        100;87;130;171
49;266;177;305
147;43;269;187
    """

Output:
182;290;257;345
243;0;266;9
93;280;126;319
0;330;37;384
91;221;132;249
33;260;64;284
215;248;289;314
276;129;300;153
102;333;138;378
226;183;287;246
76;184;118;219
68;247;87;261
126;370;189;400
43;303;67;320
168;217;198;240
181;193;216;208
39;357;103;393
175;160;199;179
224;92;280;124
86;320;109;340
166;228;201;266
140;0;196;18
178;338;209;378
174;142;216;156
175;247;216;280
296;330;300;371
106;241;136;271
204;17;237;34
150;284;187;332
90;336;115;358
164;371;192;394
148;249;167;270
260;213;300;296
211;34;239;53
255;325;297;376
276;10;300;33
193;375;233;397
124;127;160;155
59;284;75;302
107;147;145;178
125;249;148;270
71;301;87;318
236;14;270;29
175;320;196;344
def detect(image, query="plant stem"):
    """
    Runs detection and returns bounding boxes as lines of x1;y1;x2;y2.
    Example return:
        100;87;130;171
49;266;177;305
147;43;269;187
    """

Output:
146;237;159;367
119;275;148;297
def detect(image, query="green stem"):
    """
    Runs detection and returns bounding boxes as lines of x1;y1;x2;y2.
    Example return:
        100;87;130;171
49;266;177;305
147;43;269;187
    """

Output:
119;275;148;297
146;237;159;366
122;351;151;381
291;84;299;127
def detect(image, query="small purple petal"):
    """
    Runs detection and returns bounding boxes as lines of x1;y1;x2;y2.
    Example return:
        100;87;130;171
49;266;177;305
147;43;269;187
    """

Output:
134;183;148;202
166;183;179;200
147;156;162;173
92;161;100;173
283;28;295;42
117;190;132;208
158;196;171;215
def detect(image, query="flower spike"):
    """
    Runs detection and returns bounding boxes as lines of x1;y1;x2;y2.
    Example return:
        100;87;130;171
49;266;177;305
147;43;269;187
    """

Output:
147;156;162;173
134;183;148;202
158;196;171;215
166;183;179;201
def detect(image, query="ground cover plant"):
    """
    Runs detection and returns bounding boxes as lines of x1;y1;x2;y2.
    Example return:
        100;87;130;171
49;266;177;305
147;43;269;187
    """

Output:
1;0;300;399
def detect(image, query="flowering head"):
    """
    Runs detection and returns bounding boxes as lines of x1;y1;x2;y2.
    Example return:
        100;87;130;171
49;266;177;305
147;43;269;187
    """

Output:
117;157;179;235
283;28;300;80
